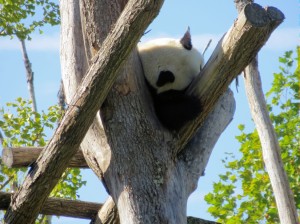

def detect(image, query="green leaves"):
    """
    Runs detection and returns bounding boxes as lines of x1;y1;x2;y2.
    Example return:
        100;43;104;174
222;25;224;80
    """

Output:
0;98;86;218
205;47;300;223
51;168;86;199
0;98;48;147
0;0;60;40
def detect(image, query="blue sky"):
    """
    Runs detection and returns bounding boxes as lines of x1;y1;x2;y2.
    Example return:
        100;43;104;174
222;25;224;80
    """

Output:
0;0;298;223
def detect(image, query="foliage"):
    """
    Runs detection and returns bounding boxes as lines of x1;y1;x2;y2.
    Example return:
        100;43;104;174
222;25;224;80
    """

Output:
0;0;60;40
0;98;86;221
205;47;300;223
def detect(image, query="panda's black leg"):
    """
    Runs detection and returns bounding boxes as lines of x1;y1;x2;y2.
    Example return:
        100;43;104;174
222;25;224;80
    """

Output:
154;92;201;130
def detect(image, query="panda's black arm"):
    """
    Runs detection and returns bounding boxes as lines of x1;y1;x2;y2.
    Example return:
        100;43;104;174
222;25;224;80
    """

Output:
153;90;201;131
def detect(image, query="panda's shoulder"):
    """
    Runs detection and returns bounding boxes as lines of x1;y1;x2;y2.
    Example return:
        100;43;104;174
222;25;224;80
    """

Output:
138;38;181;52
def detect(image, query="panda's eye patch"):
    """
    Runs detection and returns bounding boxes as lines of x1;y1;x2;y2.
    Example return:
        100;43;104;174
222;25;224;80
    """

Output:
156;71;175;87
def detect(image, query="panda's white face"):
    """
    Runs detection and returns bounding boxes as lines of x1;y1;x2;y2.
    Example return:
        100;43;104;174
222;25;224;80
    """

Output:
138;36;204;94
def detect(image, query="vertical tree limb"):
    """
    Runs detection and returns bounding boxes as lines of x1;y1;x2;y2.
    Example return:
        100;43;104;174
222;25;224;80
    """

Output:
20;39;37;112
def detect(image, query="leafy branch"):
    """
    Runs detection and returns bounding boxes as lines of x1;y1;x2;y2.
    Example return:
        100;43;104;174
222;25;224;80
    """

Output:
0;0;60;40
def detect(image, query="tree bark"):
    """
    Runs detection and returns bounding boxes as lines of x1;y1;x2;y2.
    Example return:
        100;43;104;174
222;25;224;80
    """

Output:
4;1;163;223
2;147;88;168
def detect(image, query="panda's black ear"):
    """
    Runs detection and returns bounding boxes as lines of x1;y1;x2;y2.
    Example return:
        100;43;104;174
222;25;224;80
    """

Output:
180;27;192;50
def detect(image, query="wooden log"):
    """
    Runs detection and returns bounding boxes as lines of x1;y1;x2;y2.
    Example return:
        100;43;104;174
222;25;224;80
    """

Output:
0;192;101;219
2;147;88;168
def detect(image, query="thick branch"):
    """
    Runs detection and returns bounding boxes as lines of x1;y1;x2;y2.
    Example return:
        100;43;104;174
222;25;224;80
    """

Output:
0;192;101;219
177;3;284;152
4;1;163;223
2;147;88;168
244;58;299;223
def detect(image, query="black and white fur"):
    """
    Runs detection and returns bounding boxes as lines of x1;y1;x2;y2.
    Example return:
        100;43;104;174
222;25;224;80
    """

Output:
138;29;204;130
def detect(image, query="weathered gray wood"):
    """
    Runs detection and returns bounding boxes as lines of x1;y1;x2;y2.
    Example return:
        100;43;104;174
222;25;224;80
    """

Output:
4;1;163;223
0;192;101;219
2;147;88;168
179;3;285;152
243;59;299;224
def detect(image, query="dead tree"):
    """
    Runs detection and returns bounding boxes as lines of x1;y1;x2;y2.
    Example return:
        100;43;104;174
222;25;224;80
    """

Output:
4;1;284;223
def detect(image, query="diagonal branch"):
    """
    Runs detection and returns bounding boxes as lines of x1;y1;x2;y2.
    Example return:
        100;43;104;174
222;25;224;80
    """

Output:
4;1;164;223
176;3;285;154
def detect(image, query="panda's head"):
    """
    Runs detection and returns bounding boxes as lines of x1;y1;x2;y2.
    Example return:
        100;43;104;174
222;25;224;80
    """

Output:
138;28;204;94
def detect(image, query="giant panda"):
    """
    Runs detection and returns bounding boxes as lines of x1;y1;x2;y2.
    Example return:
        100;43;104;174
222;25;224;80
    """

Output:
138;28;204;130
